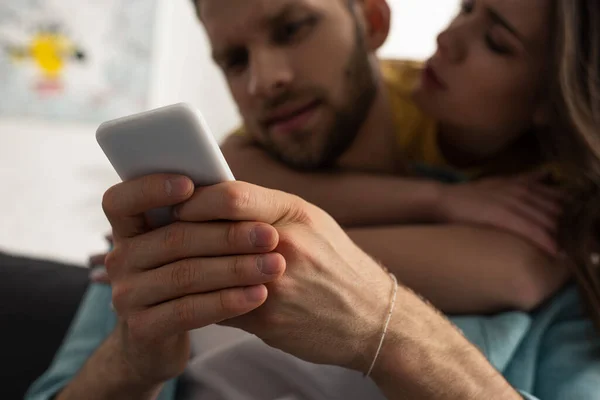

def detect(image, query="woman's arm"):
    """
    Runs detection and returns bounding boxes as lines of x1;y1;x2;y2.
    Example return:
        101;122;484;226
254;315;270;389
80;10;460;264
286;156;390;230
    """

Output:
221;135;562;256
221;135;443;227
347;225;570;314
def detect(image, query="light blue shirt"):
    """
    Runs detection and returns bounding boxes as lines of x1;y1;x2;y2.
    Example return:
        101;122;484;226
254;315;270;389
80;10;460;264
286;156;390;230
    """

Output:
25;282;600;399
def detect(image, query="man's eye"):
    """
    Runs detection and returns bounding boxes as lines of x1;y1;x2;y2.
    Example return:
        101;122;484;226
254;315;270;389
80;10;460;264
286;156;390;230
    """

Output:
274;16;319;44
223;50;249;74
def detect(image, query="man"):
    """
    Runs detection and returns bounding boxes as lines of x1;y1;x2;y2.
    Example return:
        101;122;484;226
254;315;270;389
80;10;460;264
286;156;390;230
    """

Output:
27;1;599;399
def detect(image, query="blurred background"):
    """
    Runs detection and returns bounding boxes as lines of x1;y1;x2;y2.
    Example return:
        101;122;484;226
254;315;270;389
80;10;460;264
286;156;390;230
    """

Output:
0;0;459;265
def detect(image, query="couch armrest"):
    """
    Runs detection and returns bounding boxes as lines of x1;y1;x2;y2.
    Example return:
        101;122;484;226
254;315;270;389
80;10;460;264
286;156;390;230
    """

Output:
0;252;90;400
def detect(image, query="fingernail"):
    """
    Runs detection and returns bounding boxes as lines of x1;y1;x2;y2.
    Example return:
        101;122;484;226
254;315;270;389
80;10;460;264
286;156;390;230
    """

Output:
165;177;192;196
250;225;275;248
244;285;266;302
257;254;281;275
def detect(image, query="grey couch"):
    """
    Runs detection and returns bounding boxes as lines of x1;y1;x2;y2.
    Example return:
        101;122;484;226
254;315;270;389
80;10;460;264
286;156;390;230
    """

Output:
0;252;90;399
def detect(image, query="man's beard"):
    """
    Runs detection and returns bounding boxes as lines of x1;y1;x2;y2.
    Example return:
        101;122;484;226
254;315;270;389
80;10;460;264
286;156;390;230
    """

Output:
258;18;378;170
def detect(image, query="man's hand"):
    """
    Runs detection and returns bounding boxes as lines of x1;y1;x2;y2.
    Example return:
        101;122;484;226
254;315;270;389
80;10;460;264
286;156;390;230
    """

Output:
101;174;285;387
174;182;526;399
174;181;395;372
436;171;564;255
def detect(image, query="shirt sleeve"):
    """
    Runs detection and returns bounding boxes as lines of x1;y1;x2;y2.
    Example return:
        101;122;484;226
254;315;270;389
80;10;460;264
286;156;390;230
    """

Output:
25;283;178;400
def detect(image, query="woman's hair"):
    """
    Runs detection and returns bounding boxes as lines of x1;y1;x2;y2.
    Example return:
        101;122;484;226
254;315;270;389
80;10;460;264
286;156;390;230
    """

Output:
549;0;600;330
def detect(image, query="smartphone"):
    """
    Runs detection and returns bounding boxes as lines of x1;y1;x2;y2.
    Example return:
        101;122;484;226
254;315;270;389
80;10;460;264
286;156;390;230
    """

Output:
96;103;235;228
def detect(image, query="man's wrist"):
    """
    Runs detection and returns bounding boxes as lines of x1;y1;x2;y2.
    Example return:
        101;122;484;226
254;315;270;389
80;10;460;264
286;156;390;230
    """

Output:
369;286;521;399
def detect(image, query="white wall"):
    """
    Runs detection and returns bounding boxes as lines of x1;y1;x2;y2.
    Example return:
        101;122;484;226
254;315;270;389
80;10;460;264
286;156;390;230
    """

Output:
0;0;457;265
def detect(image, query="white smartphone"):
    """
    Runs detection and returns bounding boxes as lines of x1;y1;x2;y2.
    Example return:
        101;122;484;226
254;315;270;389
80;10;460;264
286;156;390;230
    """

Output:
96;103;235;228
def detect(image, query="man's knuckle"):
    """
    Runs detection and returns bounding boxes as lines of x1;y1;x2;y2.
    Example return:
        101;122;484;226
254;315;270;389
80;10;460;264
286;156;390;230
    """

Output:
174;299;196;327
230;256;247;280
289;196;315;226
222;184;251;216
163;224;190;251
104;247;124;275
225;223;242;248
170;260;198;290
111;282;132;312
218;290;241;315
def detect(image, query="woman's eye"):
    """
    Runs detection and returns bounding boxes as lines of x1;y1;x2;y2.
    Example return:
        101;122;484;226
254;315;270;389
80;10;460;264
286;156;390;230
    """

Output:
485;35;511;55
460;0;475;14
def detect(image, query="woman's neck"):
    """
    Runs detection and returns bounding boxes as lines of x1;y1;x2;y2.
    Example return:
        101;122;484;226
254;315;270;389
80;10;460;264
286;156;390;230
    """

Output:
437;124;543;175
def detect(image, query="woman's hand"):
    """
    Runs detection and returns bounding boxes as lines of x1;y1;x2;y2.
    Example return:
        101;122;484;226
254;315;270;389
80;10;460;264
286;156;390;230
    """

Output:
436;171;565;255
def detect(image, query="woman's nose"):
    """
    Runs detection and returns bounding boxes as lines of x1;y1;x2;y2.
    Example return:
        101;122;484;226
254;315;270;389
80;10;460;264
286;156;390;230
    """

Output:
436;25;467;63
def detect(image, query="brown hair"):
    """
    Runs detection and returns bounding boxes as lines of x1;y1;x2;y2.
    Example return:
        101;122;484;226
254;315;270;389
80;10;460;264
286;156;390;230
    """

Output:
548;0;600;330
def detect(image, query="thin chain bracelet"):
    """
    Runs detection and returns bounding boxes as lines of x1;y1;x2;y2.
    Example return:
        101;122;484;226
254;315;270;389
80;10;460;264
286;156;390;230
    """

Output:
365;267;399;378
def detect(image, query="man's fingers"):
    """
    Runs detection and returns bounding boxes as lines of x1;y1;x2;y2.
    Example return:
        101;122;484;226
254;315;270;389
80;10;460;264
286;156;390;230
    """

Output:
112;253;285;312
103;174;194;239
106;221;279;273
174;181;303;225
125;285;268;341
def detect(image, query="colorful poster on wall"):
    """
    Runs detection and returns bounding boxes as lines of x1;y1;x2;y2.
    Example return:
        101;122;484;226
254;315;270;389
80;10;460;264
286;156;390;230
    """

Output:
0;0;158;123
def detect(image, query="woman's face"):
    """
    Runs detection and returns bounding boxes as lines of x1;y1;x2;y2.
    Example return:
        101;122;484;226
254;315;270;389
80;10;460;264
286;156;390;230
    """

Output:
412;0;552;159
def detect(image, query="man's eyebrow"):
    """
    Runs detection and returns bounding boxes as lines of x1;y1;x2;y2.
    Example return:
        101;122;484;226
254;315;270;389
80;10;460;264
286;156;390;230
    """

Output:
262;2;307;26
211;3;311;62
486;7;528;47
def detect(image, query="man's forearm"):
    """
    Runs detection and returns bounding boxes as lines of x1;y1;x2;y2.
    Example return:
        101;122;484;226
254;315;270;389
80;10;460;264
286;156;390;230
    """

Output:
221;135;442;227
371;286;522;400
56;330;162;400
348;225;569;314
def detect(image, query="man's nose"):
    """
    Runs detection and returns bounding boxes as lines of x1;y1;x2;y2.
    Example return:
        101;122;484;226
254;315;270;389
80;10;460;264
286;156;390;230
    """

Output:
247;48;294;98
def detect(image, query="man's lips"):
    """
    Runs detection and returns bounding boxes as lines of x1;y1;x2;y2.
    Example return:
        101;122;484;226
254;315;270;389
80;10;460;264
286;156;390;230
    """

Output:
263;101;322;133
263;101;321;126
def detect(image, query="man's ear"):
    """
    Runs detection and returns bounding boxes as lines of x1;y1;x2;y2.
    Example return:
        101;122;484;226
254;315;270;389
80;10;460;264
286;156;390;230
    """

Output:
360;0;391;51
